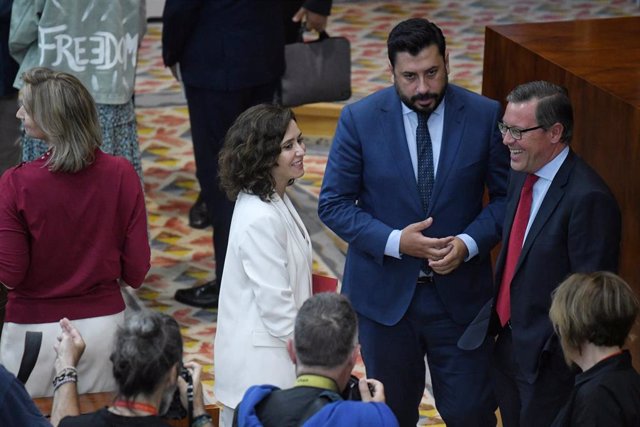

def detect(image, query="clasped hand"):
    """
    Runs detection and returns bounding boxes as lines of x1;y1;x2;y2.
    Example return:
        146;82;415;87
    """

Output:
399;217;468;275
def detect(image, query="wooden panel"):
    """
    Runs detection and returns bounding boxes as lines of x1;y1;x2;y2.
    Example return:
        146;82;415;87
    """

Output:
33;392;220;426
292;102;342;137
482;17;640;368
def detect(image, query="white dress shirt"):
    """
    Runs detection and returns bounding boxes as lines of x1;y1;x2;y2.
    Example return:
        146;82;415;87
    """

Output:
525;146;570;241
385;97;479;260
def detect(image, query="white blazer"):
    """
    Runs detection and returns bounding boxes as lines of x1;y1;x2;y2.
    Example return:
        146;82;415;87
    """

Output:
213;191;312;408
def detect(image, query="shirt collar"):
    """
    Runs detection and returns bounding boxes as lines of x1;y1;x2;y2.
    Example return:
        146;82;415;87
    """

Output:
574;350;631;387
534;145;569;181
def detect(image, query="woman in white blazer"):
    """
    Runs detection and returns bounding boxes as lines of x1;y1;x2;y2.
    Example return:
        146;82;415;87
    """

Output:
213;104;313;426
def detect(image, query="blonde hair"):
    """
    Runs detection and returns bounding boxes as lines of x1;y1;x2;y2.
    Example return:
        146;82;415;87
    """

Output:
549;272;639;355
20;67;101;173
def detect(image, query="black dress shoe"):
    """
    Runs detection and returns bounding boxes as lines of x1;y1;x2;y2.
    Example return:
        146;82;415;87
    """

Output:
189;195;211;229
174;281;219;308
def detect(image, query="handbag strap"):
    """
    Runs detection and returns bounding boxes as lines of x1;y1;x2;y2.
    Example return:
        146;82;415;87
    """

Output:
17;331;43;384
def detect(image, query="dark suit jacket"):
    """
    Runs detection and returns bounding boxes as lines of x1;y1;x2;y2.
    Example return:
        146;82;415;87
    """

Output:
161;0;331;91
318;84;509;326
496;150;621;382
0;0;18;96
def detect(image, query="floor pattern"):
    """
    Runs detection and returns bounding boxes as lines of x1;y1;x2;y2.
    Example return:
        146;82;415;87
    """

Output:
134;1;640;425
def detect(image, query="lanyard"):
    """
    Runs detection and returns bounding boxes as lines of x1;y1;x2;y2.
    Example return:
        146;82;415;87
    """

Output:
294;374;339;392
112;400;158;416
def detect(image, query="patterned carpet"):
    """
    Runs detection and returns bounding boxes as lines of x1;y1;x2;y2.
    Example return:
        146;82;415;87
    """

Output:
133;1;640;425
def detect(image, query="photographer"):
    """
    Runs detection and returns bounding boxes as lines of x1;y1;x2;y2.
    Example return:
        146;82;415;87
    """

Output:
59;310;213;427
233;293;398;426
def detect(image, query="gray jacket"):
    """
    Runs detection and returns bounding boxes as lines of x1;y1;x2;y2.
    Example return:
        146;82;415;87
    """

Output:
10;0;143;104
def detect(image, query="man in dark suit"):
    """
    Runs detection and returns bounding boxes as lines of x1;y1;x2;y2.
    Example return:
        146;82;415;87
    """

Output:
318;18;509;427
491;81;621;427
0;0;20;176
161;0;331;308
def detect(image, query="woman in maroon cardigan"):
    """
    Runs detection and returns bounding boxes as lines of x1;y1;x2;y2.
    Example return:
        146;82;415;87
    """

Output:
0;68;150;397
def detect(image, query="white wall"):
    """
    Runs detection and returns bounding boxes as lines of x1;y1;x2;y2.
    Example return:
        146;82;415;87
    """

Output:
146;0;165;19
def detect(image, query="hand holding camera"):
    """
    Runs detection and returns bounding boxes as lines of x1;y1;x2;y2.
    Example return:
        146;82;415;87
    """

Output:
342;375;386;403
358;377;385;403
164;361;208;422
179;362;209;418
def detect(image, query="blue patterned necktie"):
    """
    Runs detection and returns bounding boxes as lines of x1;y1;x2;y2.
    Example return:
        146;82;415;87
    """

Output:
417;112;434;213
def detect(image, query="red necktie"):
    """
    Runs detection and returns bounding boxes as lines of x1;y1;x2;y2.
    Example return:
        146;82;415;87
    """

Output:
496;174;539;326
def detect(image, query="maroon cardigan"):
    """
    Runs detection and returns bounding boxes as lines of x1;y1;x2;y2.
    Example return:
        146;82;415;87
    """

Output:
0;150;150;323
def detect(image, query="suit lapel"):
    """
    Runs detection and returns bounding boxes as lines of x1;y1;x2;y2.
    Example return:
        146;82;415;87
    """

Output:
516;151;576;273
274;195;309;255
428;85;465;215
379;89;423;216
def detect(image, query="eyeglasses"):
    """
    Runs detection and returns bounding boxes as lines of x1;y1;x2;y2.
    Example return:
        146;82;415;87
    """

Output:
498;122;543;140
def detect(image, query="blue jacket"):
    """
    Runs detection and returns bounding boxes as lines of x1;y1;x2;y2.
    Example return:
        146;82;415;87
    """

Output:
235;384;398;427
0;365;49;427
319;84;509;326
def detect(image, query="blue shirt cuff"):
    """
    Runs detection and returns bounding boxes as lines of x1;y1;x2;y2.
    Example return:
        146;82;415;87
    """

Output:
385;229;402;259
457;233;478;261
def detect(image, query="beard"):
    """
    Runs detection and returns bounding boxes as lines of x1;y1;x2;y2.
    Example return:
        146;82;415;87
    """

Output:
395;77;448;116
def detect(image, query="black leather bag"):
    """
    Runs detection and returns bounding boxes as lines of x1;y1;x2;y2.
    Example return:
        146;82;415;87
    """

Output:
277;31;351;107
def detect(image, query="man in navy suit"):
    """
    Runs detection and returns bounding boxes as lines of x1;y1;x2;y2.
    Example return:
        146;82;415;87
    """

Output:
489;81;621;427
318;18;509;427
162;0;331;309
1;0;20;175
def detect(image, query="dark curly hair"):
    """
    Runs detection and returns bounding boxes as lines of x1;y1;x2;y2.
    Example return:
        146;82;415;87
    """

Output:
218;104;296;202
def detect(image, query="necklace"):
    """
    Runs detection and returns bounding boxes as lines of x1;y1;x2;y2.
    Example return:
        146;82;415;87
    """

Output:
112;400;158;416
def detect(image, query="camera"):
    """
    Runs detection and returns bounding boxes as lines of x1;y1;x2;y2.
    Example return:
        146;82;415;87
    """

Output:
341;375;376;401
163;366;193;419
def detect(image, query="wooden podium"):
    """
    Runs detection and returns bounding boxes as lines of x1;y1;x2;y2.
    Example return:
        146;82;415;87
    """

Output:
482;16;640;365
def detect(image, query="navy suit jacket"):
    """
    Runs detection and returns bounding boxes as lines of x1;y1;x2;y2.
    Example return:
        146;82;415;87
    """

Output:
495;150;621;382
1;0;18;96
318;84;509;326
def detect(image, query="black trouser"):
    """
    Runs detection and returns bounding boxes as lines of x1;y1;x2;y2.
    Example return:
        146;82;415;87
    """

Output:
493;327;574;427
183;81;277;284
0;93;20;175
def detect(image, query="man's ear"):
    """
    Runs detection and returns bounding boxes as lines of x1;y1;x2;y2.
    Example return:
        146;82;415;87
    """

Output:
444;50;450;75
287;339;297;364
350;344;360;367
549;122;565;144
166;362;179;387
388;60;395;83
